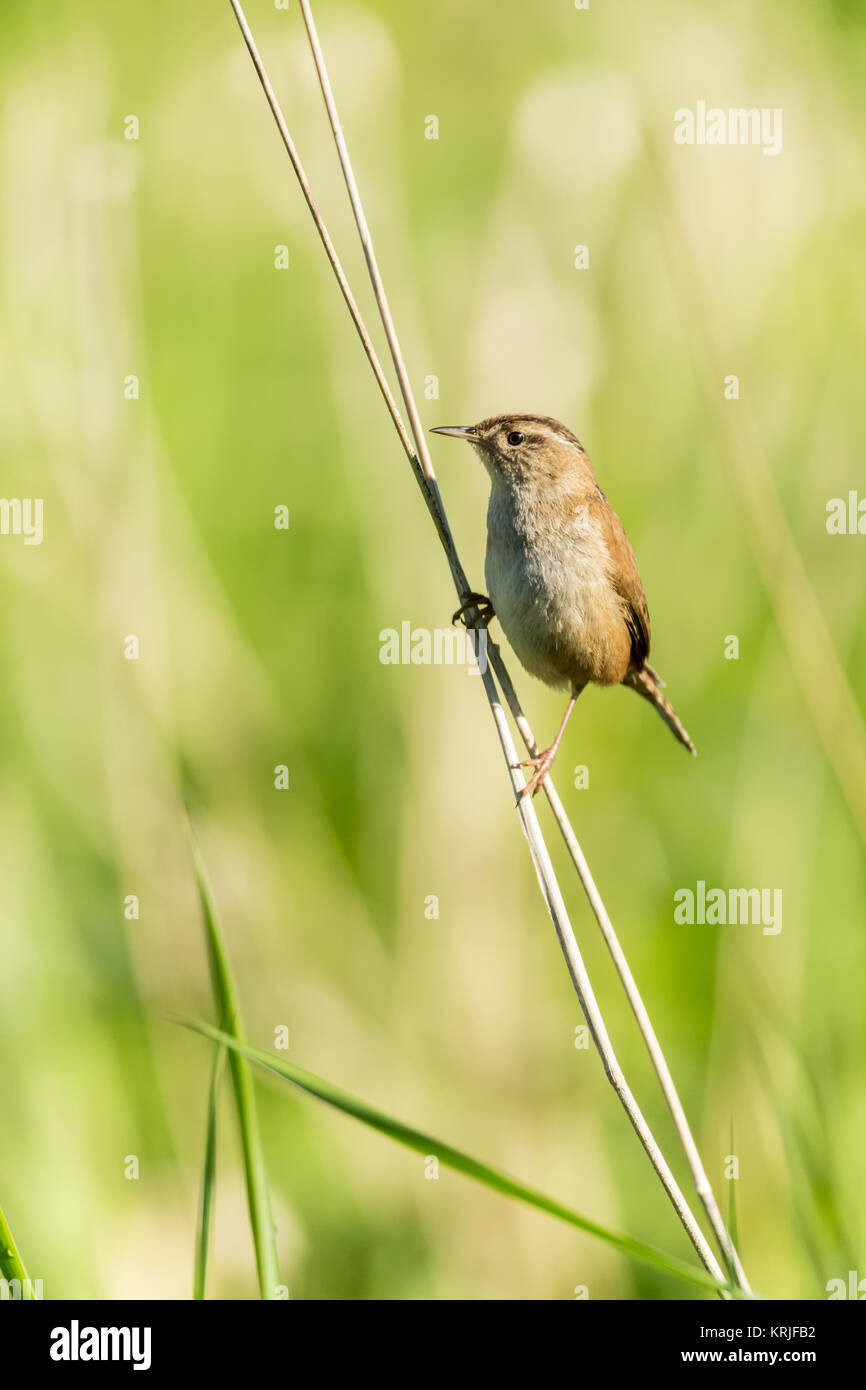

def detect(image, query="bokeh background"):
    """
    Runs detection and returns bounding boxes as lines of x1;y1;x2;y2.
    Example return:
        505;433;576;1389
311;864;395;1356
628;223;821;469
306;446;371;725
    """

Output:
1;0;865;1299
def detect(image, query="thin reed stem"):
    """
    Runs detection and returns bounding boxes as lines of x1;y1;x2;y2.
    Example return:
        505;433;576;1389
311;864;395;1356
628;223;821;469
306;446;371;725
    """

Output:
543;775;749;1289
228;0;747;1293
491;655;750;1289
227;0;415;463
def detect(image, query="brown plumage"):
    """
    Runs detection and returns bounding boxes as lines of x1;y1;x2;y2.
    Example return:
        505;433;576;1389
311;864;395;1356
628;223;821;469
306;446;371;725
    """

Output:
432;413;696;797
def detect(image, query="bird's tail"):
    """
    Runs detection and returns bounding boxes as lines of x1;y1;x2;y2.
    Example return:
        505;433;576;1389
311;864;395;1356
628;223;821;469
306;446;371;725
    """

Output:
624;664;696;756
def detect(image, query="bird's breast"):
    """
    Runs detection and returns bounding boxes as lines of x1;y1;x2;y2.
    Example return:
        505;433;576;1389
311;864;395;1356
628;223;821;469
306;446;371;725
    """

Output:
485;487;629;688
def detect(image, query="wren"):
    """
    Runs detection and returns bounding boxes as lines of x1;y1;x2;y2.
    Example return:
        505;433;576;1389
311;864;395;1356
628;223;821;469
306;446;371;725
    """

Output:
431;414;696;800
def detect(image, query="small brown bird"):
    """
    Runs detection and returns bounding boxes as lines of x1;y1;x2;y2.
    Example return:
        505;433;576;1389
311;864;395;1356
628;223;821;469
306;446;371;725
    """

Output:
431;414;696;800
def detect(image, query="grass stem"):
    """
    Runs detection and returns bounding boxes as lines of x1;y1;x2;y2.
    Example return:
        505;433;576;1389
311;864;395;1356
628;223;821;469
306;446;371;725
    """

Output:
180;1017;750;1299
0;1201;34;1299
188;818;281;1299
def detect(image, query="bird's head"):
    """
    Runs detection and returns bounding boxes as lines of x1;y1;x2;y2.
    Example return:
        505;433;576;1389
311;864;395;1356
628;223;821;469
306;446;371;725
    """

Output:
430;414;590;488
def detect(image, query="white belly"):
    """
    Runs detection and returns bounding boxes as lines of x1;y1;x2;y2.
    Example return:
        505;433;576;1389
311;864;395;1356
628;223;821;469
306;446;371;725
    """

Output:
484;485;621;689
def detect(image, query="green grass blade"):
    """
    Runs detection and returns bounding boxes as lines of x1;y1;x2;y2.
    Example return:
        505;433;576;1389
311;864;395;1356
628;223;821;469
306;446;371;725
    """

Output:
178;1016;743;1298
727;1121;739;1266
188;825;281;1300
0;1201;34;1299
194;1042;226;1299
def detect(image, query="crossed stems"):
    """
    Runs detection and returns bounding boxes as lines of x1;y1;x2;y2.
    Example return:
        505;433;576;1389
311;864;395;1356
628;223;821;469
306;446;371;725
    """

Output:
228;0;751;1296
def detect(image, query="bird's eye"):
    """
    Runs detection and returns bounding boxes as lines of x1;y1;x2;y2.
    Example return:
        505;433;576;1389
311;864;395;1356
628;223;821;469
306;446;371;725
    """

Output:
506;430;525;446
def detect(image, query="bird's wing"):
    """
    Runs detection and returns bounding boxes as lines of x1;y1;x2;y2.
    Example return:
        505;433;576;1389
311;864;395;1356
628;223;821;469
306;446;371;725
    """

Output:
598;497;651;667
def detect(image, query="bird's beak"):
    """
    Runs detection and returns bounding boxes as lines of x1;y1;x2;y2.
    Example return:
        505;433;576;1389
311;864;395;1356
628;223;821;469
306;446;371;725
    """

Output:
429;425;477;440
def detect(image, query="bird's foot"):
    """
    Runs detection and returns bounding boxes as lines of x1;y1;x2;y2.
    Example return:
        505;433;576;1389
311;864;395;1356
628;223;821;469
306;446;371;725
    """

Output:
514;746;558;802
452;592;495;628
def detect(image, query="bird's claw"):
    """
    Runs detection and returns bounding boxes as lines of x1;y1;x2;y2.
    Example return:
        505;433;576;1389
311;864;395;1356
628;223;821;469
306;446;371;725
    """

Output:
514;748;557;802
452;592;495;628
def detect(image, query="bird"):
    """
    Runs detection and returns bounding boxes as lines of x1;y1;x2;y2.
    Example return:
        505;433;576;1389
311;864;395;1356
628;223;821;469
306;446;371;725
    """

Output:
430;414;696;800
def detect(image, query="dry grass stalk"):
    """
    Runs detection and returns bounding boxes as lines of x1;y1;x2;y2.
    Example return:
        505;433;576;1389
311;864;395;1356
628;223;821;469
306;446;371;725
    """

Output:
228;0;749;1294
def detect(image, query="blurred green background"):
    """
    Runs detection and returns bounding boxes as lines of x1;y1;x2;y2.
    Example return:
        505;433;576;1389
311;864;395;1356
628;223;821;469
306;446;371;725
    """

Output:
1;0;865;1299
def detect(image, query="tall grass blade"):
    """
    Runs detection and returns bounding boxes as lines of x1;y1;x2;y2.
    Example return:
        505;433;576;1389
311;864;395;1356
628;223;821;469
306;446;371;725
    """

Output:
178;1016;745;1298
727;1123;739;1253
726;1121;740;1282
194;1043;226;1299
188;823;281;1299
0;1201;35;1299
